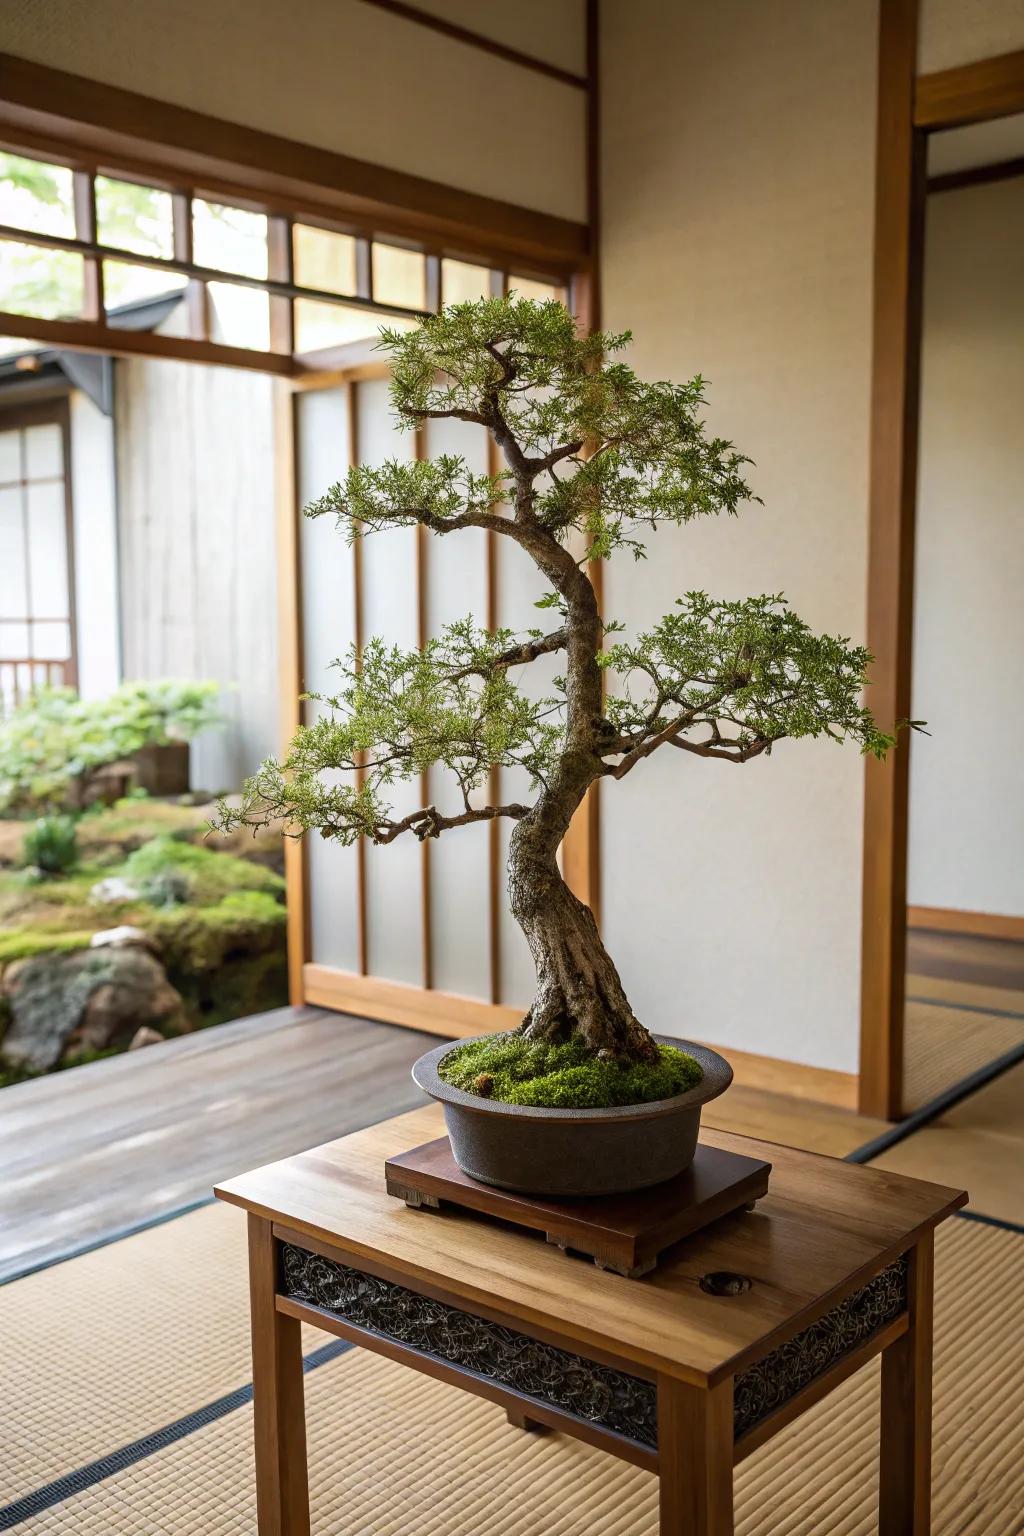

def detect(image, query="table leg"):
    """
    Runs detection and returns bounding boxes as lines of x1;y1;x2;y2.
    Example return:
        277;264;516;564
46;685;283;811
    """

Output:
657;1375;734;1534
879;1232;934;1535
249;1214;311;1536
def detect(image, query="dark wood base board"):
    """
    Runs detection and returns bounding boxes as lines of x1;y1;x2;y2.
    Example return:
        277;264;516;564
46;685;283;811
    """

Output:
385;1136;772;1278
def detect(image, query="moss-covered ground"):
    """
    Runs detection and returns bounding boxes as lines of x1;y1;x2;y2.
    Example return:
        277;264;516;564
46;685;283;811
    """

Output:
0;798;288;1085
438;1032;703;1109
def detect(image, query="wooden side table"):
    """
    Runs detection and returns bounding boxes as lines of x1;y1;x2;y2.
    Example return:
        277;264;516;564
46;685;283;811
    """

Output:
216;1105;966;1535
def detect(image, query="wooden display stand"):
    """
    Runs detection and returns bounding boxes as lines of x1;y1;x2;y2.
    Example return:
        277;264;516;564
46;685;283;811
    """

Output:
385;1135;772;1278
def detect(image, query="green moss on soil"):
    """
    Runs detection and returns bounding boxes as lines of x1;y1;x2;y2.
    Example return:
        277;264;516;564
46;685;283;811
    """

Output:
0;928;95;963
121;837;284;907
438;1033;703;1109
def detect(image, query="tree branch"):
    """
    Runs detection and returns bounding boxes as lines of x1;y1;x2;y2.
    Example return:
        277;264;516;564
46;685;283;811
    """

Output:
446;627;568;683
372;801;529;844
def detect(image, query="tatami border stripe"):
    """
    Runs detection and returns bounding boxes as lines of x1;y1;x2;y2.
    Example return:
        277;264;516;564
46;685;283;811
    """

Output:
0;1337;354;1530
845;1039;1024;1165
0;1195;218;1289
905;992;1024;1021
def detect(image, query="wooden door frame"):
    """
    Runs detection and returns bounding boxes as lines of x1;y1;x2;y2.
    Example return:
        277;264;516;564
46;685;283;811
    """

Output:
859;10;1024;1117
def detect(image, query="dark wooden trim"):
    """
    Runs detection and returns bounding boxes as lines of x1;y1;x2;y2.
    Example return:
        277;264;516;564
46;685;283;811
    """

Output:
859;0;924;1122
0;311;293;376
0;54;588;272
353;0;588;92
915;47;1024;129
928;154;1024;193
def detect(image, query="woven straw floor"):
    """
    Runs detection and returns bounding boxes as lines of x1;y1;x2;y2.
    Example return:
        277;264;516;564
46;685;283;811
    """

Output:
1;1200;1020;1534
902;997;1024;1110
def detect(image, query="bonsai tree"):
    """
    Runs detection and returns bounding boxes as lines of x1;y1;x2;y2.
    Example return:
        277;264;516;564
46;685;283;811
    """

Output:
218;296;893;1073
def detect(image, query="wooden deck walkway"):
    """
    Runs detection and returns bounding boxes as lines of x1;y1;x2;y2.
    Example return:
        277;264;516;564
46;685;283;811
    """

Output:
0;1007;434;1283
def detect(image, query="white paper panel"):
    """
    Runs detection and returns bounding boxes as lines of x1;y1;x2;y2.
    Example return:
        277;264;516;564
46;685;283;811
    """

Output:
0;429;20;484
297;385;360;974
26;482;69;618
357;376;422;986
0;486;25;621
423;413;491;1001
24;422;62;479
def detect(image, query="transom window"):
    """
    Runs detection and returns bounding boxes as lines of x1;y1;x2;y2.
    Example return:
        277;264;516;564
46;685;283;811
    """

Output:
0;149;567;373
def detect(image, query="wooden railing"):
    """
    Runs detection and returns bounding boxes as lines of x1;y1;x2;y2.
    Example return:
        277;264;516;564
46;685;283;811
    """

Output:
0;658;69;718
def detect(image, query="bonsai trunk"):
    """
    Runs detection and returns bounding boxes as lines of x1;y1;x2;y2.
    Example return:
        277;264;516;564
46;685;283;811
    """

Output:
509;801;657;1064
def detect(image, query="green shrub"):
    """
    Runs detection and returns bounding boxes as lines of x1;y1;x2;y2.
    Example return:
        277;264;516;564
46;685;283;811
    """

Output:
438;1033;703;1109
0;681;221;814
22;815;79;875
120;837;285;908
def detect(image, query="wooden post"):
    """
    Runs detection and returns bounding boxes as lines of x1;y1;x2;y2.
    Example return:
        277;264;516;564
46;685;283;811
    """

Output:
248;1215;310;1536
658;1375;734;1535
879;1233;934;1535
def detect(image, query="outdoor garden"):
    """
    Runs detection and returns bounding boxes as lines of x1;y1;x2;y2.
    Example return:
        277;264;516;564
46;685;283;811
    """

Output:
0;680;288;1086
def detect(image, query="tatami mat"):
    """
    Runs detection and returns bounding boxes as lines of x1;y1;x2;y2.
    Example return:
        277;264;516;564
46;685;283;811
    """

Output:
4;1218;1019;1534
907;970;1024;1016
875;1061;1024;1225
902;998;1024;1110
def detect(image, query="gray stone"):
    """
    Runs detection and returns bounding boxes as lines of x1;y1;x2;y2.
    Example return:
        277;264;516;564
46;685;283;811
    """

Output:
2;951;119;1072
128;1025;165;1050
90;925;161;956
89;876;142;904
73;948;191;1055
1;946;191;1073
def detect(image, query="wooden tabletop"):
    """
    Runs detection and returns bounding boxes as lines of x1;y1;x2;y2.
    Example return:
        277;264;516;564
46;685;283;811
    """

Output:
216;1104;966;1386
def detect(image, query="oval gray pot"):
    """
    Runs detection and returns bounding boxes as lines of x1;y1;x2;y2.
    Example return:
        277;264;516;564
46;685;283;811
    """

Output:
411;1035;733;1198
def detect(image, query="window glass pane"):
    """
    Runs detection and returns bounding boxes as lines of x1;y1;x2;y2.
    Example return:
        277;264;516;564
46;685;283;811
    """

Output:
294;299;416;355
31;621;71;659
0;621;30;658
24;423;62;480
372;244;425;309
0;430;20;485
0;240;84;318
0;486;26;619
103;260;188;311
193;200;268;278
0;152;75;238
208;282;270;350
510;276;562;303
294;225;358;296
442;259;493;305
95;176;175;259
27;482;69;618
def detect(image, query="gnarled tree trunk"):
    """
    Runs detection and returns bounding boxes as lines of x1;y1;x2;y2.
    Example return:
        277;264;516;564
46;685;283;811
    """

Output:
509;794;657;1064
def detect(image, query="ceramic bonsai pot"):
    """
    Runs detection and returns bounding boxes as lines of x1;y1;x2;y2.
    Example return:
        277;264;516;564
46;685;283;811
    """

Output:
411;1035;733;1198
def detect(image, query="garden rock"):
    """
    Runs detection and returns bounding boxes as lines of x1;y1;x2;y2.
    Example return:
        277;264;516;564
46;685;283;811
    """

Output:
1;946;189;1073
73;948;191;1054
90;924;161;956
129;1025;164;1050
2;951;121;1072
90;875;142;904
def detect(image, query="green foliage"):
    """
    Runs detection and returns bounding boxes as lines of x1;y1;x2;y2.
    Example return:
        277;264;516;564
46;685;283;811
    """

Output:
121;837;284;907
0;681;221;814
149;890;286;972
438;1032;703;1109
22;815;79;875
0;928;94;964
211;296;897;857
310;295;754;561
601;592;895;760
217;621;563;843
